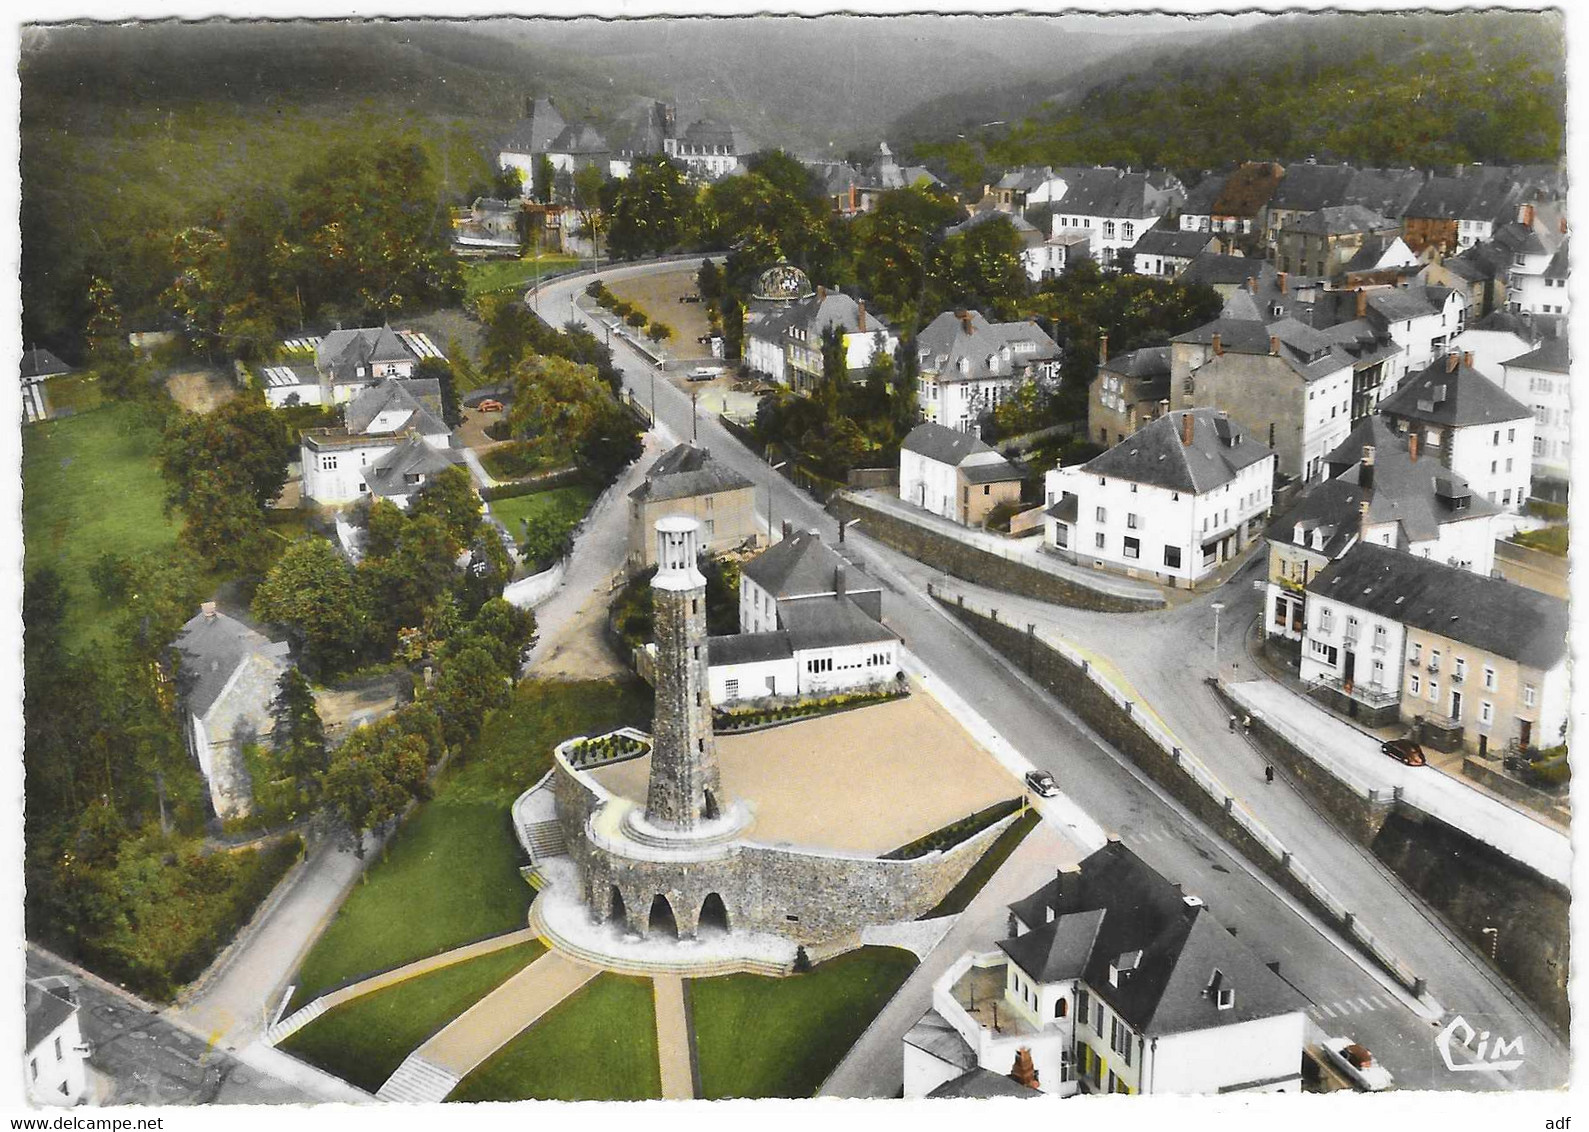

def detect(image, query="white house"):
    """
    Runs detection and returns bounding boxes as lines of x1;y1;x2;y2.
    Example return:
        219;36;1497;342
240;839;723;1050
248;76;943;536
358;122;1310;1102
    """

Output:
1363;285;1463;395
1045;409;1275;589
172;603;293;820
299;377;461;506
742;286;894;391
1500;334;1571;501
738;526;884;635
706;595;901;706
947;209;1073;284
26;979;89;1107
497;97;567;196
1377;353;1534;511
916;310;1061;433
665;118;752;181
899;422;1023;527
1449;309;1540;386
1297;545;1412;725
904;842;1306;1098
1131;228;1219;278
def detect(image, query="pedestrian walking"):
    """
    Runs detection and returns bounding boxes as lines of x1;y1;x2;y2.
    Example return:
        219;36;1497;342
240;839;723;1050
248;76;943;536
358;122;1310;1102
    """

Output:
1265;764;1275;785
1228;714;1238;733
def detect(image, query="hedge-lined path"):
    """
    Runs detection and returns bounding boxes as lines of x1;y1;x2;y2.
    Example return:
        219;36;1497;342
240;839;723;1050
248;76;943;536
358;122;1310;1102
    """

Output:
652;975;696;1099
265;927;541;1045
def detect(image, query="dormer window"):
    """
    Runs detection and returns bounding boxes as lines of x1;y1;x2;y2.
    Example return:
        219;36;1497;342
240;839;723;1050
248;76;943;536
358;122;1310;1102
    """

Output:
1217;987;1235;1010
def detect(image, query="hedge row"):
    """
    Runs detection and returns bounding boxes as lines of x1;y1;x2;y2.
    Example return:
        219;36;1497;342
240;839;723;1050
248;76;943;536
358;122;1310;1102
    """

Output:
881;798;1022;861
480;467;588;502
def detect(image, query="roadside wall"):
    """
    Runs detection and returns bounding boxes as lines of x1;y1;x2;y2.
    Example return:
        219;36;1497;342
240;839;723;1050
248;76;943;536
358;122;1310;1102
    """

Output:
938;596;1427;998
832;495;1163;613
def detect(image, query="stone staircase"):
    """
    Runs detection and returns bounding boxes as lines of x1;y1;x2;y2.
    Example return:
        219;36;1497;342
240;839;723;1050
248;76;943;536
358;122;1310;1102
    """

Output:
523;820;567;862
264;997;329;1046
376;1054;461;1104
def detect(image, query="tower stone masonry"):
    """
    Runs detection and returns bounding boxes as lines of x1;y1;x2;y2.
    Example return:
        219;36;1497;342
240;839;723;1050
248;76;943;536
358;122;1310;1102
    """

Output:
644;516;723;831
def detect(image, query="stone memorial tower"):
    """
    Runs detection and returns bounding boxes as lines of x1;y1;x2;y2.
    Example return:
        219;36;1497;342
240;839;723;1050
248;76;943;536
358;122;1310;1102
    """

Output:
644;516;724;831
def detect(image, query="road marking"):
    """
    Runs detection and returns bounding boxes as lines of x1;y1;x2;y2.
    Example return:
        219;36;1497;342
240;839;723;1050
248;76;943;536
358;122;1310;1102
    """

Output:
1341;1000;1362;1015
1356;997;1375;1012
1320;1004;1337;1018
1368;995;1388;1010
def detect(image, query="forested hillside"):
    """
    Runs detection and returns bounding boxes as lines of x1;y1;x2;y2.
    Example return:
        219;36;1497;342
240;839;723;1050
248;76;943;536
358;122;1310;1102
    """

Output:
908;11;1565;191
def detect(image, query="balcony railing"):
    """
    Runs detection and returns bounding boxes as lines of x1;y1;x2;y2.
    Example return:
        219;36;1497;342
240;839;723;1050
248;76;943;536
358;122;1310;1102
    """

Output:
1320;675;1401;708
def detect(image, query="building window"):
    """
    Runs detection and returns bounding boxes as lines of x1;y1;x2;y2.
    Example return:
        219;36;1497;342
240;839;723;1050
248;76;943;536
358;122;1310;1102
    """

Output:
321;455;338;471
1094;533;1105;549
1484;666;1496;690
1319;608;1334;633
1524;684;1537;707
1428;677;1439;703
1096;506;1107;522
1123;536;1140;560
725;679;738;698
1373;624;1388;651
1454;657;1466;682
1126;513;1139;529
1164;545;1182;569
1480;701;1494;725
1077;988;1089;1026
1056;997;1068;1019
1310;639;1339;667
1410;643;1422;664
1410;674;1421;696
1429;649;1441;673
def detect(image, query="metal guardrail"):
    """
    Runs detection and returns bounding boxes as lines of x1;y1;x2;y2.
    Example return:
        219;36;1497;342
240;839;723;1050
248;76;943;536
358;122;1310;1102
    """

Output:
949;594;1427;998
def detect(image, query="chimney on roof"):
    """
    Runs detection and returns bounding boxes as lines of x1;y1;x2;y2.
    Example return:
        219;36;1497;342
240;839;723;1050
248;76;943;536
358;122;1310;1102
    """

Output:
202;601;217;621
1098;333;1109;365
856;299;867;332
960;311;974;335
1520;202;1535;227
1408;431;1420;462
1358;499;1372;541
1180;411;1195;447
817;285;827;303
1356;289;1368;318
1269;335;1280;356
1159;398;1170;418
1361;445;1376;492
1211;332;1223;357
1462;351;1473;369
834;564;847;598
1247;277;1257;294
1446;351;1459;373
1279;271;1289;295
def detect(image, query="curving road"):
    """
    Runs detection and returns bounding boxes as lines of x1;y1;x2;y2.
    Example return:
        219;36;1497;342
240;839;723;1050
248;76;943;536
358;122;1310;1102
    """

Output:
532;260;1567;1093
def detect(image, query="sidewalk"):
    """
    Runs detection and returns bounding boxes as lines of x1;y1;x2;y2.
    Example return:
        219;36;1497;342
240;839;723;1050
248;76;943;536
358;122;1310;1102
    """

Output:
1226;679;1571;887
416;951;597;1078
848;489;1164;602
652;975;695;1099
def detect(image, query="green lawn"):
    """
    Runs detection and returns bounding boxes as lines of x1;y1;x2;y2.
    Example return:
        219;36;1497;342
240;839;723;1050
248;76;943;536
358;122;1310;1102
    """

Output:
449;974;660;1102
462;254;585;301
43;373;106;416
22;403;183;650
1511;525;1568;557
691;947;918;1099
280;940;545;1094
288;679;652;1008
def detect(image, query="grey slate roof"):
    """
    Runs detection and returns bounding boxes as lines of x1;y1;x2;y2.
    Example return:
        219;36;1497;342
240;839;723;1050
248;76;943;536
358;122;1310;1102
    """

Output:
364;436;466;498
901;421;996;466
173;608;291;720
1004;842;1305;1037
1307;542;1568;668
25;981;77;1052
548;123;609;156
1544;239;1570;279
742;529;880;601
1267;163;1357;212
746;289;891;353
779;594;898;651
927;1068;1040;1099
21;346;71;382
346;378;447;438
1405;170;1521;223
708;632;794;666
948;209;1043;246
961;460;1025;485
1504;334;1569;375
630;443;753;504
1282;204;1394;237
1000;908;1106;982
1056;167;1163;219
902;1011;978;1071
1102;346;1172;382
917;310;1060;382
1467;309;1539;341
1132;228;1217;260
1083;409;1273;495
1378;356;1531;428
1180;252;1264;286
499;97;566;155
317;326;415;384
1365;288;1439;325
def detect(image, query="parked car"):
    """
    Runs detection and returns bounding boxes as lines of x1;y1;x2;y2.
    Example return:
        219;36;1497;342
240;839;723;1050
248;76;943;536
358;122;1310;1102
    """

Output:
1380;738;1426;766
1024;769;1060;797
687;367;720;382
1320;1037;1393;1092
476;399;504;413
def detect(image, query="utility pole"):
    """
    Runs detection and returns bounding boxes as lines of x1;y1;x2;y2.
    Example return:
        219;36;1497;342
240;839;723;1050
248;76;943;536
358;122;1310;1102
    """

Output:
766;460;788;543
1211;600;1226;670
691;388;699;443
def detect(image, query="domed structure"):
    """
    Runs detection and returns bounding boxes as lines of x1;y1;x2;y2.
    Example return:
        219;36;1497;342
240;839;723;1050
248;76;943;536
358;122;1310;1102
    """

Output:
751;261;815;303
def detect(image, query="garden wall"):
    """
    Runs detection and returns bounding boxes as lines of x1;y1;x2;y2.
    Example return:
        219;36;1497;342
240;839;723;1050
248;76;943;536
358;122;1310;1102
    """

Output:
829;494;1163;613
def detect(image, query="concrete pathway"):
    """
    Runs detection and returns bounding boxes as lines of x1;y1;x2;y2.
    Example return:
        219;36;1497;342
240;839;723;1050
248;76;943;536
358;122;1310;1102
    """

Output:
414;951;598;1079
459;445;500;489
820;821;1078;1098
652;975;695;1099
1227;679;1571;886
267;927;542;1045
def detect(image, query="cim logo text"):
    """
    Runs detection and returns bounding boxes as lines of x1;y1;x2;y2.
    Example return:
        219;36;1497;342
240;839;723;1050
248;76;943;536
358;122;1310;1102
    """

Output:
1437;1015;1525;1073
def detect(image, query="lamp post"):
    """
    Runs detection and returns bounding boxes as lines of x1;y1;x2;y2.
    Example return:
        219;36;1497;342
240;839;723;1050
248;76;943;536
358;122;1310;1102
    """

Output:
1211;600;1226;669
767;460;788;543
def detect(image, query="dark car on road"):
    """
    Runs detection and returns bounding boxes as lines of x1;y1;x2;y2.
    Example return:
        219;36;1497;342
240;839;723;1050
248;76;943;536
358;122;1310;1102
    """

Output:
1380;738;1426;766
1025;769;1060;797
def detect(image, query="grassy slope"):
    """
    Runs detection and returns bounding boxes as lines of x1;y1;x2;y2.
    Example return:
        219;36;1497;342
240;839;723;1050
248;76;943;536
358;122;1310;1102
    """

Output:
448;974;661;1103
288;679;651;1007
461;254;585;302
486;485;596;538
279;940;546;1094
691;947;918;1099
21;404;182;650
926;808;1041;919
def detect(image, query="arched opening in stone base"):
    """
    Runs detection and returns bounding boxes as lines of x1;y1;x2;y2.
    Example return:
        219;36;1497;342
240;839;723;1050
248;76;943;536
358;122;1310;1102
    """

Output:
698;892;730;936
648;894;680;938
609;886;627;925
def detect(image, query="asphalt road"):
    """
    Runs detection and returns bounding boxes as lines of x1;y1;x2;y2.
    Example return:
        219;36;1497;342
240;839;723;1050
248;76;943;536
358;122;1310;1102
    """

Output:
536;262;1566;1093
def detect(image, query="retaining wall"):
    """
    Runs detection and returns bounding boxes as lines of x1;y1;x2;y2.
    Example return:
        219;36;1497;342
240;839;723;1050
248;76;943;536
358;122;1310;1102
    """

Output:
830;495;1163;613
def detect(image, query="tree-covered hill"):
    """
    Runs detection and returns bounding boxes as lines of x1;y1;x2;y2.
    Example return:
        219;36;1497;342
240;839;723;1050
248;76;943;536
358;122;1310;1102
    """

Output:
907;10;1565;191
